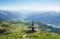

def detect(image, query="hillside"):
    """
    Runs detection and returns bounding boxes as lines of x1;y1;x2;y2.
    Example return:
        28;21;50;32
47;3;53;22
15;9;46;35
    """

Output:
0;21;60;39
0;21;28;39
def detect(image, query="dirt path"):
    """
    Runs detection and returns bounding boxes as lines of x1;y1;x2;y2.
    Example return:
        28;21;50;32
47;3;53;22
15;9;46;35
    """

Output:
19;34;27;39
23;34;27;39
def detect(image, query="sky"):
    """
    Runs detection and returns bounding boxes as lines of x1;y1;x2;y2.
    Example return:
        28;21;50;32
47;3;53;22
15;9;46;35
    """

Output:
0;0;60;11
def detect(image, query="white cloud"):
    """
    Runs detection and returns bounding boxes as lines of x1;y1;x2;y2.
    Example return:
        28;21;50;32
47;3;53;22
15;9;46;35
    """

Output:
0;6;60;12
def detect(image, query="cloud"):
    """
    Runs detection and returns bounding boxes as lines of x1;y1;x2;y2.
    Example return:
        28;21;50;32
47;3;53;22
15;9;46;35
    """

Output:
0;6;60;12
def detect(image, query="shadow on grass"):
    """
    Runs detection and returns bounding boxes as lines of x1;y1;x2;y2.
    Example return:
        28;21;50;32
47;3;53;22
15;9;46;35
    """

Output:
26;30;36;34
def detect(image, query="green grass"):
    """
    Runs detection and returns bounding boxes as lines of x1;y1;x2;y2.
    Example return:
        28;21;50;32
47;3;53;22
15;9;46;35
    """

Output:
0;32;25;39
0;21;27;39
0;21;60;39
26;30;60;39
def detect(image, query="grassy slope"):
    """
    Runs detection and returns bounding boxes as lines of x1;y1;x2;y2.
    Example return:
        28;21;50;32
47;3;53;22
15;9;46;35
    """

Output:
27;30;60;39
0;21;27;39
0;21;60;39
0;32;24;39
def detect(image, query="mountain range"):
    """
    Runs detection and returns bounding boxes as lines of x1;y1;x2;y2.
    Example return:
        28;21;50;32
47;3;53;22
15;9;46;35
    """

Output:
0;10;60;25
23;11;60;25
0;10;22;21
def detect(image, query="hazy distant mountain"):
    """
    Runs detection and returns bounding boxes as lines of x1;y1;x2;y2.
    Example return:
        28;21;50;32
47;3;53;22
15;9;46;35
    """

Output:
39;23;60;34
25;11;60;25
0;10;22;21
38;23;60;34
0;10;60;25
